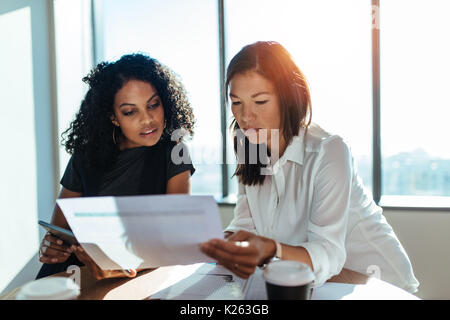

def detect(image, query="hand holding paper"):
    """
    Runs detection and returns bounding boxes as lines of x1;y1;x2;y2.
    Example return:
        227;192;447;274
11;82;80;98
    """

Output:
56;195;224;270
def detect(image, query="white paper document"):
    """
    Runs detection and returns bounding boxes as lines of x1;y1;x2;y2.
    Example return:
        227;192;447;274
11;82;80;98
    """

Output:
151;263;249;300
56;195;224;270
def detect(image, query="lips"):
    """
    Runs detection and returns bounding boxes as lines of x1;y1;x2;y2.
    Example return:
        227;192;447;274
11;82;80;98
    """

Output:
243;128;260;135
140;128;158;137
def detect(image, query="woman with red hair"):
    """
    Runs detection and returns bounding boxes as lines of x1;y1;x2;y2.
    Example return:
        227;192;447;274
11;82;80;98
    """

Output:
201;41;419;293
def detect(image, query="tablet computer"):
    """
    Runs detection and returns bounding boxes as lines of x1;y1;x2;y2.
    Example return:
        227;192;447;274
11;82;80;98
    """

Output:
38;220;78;246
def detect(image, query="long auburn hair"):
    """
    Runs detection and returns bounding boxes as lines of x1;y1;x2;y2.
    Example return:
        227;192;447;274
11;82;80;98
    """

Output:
227;41;312;185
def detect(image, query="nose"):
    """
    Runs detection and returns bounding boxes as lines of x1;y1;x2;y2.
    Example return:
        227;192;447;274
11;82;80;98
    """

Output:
140;110;153;125
240;104;256;127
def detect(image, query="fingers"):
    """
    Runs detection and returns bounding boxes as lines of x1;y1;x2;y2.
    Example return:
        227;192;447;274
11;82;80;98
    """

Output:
98;269;137;279
201;239;259;267
223;261;255;279
72;246;137;280
39;251;71;264
43;241;72;255
227;230;251;242
72;246;97;272
39;234;72;264
123;269;137;278
208;239;256;257
224;231;234;239
42;246;71;258
72;246;91;265
95;269;137;280
72;246;105;280
201;233;267;279
44;234;72;252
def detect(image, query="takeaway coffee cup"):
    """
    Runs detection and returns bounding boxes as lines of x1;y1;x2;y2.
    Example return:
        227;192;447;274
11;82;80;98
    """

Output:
263;260;315;300
16;277;80;300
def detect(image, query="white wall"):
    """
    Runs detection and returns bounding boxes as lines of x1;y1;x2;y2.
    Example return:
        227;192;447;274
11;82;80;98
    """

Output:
0;4;38;294
0;0;57;294
218;205;450;300
383;210;450;300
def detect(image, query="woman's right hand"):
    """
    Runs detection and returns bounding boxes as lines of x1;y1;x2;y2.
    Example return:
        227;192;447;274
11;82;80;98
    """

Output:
39;232;73;264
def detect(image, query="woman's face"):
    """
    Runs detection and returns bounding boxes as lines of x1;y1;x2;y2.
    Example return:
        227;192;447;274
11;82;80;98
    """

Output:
229;71;284;151
112;79;165;150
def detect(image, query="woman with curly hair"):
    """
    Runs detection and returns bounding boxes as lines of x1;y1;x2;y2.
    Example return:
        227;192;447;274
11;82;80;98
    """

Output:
36;53;196;280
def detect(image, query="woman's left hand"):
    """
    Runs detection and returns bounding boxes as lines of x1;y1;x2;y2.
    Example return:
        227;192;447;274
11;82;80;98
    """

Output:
71;245;138;280
200;230;276;279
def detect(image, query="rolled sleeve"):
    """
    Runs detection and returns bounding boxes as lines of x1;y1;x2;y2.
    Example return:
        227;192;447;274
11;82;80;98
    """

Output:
224;182;256;233
299;236;346;287
302;137;353;287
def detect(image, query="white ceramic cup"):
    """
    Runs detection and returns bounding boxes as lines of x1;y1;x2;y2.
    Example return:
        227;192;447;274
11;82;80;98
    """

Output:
16;277;80;300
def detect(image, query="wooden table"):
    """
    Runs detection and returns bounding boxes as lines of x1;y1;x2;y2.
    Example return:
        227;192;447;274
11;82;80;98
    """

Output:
0;266;370;300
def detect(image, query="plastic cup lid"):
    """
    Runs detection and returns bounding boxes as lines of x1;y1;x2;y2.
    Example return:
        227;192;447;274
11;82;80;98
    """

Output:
263;260;315;287
16;277;80;300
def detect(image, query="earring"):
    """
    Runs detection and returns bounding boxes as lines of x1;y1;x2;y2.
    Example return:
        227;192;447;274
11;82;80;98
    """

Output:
162;119;168;138
112;126;117;145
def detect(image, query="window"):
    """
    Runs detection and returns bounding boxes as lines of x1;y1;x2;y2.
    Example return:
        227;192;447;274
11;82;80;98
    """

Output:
54;0;93;176
225;0;373;195
380;0;450;207
94;0;223;198
55;0;450;208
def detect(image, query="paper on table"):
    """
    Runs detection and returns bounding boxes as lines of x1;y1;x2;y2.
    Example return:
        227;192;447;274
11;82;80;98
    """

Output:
56;195;224;270
151;263;249;300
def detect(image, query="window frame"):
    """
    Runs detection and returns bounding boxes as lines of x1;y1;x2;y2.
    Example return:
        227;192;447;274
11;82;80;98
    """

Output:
372;0;450;211
86;0;449;210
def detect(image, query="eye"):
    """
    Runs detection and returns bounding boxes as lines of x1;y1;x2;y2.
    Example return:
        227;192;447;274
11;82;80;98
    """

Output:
148;100;161;109
231;101;241;106
122;110;135;116
255;100;268;105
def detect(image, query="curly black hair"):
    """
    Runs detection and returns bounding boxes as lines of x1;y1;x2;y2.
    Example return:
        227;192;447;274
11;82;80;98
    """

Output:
62;53;195;169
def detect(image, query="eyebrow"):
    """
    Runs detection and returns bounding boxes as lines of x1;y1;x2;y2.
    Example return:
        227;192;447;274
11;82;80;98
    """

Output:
229;91;271;99
119;93;158;108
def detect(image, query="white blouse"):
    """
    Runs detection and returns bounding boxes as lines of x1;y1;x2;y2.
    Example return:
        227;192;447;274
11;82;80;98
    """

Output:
225;123;419;293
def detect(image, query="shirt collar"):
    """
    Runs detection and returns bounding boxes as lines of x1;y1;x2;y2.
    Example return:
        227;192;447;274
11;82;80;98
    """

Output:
281;127;306;166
